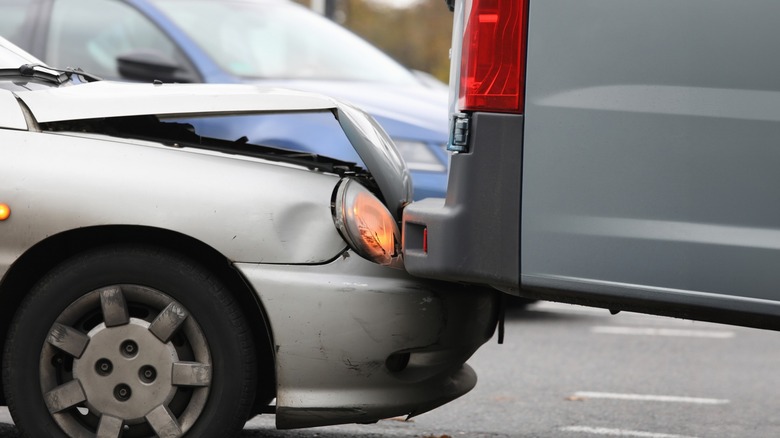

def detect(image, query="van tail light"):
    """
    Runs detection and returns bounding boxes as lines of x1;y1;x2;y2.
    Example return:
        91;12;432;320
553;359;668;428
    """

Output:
458;0;529;114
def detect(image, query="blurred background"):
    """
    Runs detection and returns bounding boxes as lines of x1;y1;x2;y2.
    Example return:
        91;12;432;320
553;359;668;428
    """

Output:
295;0;453;83
0;0;456;199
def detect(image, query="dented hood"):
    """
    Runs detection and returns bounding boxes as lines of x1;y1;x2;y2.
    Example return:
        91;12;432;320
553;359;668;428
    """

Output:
14;81;412;218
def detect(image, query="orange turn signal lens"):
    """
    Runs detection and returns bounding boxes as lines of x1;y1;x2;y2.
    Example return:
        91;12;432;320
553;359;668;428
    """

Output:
0;203;10;221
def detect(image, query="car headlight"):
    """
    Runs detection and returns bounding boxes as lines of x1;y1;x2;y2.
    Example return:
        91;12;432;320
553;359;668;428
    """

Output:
333;178;401;266
393;139;447;172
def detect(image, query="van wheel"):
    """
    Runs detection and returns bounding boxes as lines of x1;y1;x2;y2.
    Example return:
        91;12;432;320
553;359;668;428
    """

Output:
2;246;256;437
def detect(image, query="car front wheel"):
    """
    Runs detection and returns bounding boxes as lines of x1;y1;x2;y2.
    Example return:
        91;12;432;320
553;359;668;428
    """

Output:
2;245;257;437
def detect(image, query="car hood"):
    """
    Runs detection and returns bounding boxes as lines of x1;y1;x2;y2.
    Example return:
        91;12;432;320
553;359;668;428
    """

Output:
246;79;449;139
13;81;412;218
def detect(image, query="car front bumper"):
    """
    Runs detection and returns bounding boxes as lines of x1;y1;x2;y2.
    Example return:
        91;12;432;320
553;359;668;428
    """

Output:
235;252;498;429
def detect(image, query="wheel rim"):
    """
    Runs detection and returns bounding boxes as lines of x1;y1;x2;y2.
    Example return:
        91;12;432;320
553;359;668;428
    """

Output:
39;285;212;438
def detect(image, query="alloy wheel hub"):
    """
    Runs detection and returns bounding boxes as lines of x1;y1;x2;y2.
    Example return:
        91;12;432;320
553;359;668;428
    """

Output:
72;318;178;422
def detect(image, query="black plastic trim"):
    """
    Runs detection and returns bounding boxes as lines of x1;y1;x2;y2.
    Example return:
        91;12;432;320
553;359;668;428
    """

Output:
403;112;523;287
521;274;780;332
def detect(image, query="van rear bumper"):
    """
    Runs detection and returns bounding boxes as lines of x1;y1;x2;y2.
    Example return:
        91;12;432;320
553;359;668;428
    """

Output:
403;112;524;289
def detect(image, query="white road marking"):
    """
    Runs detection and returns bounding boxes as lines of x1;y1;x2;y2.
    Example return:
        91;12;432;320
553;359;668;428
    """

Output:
0;407;12;424
572;391;729;405
531;301;654;319
591;326;734;338
562;425;699;437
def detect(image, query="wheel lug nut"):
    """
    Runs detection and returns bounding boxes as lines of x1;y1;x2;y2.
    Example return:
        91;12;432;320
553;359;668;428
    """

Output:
139;365;157;383
114;384;132;402
120;340;138;358
95;359;113;376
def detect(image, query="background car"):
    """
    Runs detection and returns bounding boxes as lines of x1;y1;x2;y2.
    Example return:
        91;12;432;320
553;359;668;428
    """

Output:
0;38;497;437
0;0;450;200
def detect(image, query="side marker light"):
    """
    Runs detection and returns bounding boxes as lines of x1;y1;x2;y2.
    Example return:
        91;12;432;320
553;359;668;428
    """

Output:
0;204;10;221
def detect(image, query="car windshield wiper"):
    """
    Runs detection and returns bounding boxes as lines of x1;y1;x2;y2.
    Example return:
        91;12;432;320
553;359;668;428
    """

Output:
197;135;364;176
0;64;102;85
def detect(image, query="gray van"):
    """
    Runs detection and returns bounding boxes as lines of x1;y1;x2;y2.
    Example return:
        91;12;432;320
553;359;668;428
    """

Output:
403;0;780;331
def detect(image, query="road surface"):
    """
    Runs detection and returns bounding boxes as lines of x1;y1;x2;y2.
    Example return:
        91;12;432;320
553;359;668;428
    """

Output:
3;301;779;437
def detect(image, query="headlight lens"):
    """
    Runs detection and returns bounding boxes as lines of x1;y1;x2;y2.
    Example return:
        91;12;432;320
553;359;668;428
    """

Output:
393;140;447;172
333;179;400;265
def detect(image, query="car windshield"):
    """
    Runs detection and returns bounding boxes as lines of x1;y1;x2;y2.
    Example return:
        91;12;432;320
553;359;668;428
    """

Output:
150;0;420;85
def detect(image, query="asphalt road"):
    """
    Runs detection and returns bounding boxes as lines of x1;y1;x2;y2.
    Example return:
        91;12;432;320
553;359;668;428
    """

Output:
3;301;779;437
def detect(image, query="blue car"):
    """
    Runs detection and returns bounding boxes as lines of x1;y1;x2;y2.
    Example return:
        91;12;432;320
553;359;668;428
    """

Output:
1;0;449;199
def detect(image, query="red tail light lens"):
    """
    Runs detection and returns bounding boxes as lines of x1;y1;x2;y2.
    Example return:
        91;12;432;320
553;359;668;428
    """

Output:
458;0;529;114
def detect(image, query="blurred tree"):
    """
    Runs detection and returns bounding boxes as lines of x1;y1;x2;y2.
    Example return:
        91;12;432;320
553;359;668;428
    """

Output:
295;0;453;83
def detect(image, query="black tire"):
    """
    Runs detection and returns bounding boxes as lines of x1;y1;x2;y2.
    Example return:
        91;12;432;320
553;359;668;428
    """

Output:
2;245;256;438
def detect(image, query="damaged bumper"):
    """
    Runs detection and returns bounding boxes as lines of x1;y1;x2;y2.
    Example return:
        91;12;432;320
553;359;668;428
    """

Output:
235;252;499;429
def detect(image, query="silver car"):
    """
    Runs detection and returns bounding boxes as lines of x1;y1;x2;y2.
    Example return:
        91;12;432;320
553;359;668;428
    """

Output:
0;38;497;438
